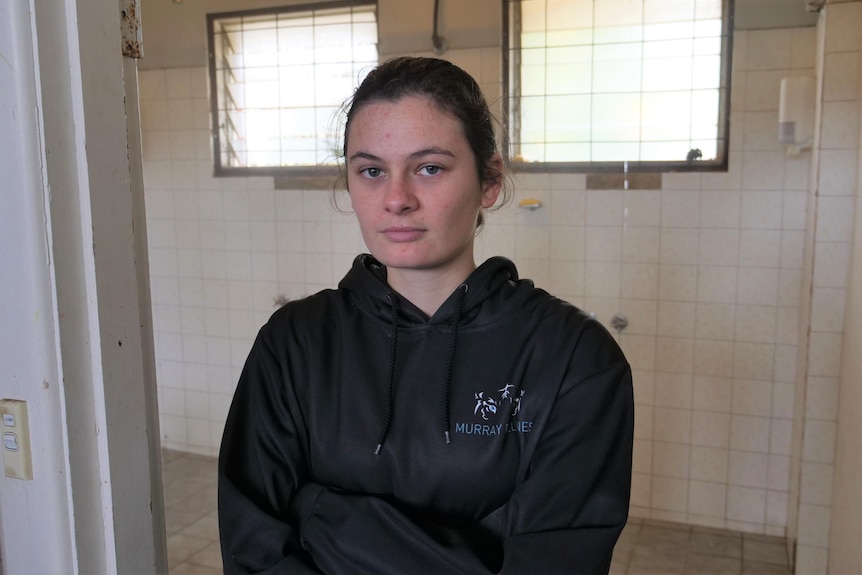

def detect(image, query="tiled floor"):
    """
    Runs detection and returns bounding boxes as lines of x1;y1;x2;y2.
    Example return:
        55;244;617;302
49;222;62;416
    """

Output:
163;450;793;575
163;449;221;574
611;519;793;574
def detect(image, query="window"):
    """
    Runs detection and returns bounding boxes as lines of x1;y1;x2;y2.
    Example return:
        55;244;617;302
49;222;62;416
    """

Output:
207;1;378;176
503;0;733;172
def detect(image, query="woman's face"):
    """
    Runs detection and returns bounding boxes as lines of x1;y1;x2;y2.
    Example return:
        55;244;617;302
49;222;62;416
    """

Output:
346;96;501;279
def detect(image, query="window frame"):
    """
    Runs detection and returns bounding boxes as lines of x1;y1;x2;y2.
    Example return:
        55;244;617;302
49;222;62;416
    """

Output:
501;0;735;174
206;0;378;178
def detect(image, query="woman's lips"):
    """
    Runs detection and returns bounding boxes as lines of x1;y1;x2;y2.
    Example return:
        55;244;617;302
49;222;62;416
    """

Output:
382;226;425;242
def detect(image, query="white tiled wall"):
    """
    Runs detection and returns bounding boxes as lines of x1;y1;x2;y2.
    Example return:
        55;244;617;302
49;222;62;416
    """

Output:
141;65;368;453
791;4;861;572
140;27;841;542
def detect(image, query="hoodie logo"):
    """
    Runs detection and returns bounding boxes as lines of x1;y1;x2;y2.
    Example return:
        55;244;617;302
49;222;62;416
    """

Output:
455;384;532;437
474;384;522;419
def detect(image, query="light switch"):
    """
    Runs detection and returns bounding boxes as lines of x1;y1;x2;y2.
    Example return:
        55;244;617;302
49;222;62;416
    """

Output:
4;432;19;450
1;399;33;480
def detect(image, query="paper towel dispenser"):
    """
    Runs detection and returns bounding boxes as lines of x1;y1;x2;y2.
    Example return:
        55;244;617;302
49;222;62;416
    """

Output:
778;76;816;151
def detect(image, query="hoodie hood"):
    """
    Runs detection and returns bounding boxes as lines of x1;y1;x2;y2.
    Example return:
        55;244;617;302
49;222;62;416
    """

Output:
338;254;522;327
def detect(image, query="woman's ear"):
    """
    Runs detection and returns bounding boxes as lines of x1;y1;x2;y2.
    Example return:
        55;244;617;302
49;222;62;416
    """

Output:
481;153;504;208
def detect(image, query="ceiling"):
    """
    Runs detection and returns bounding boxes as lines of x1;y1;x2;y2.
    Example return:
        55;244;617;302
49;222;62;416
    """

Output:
734;0;820;29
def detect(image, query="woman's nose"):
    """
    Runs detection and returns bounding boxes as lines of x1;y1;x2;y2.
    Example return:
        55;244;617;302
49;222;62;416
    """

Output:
384;176;418;213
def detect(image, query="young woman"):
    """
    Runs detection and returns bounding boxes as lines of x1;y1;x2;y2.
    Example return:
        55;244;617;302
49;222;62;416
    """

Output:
218;57;634;574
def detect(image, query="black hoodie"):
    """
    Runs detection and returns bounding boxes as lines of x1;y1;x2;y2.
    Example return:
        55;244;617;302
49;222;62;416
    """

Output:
218;255;634;574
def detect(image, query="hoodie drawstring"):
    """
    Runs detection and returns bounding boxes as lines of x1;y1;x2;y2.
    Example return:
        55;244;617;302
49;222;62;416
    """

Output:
373;284;468;455
441;284;467;444
375;293;400;455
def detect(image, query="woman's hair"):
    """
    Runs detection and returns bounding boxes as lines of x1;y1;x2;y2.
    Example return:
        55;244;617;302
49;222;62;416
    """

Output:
334;56;512;226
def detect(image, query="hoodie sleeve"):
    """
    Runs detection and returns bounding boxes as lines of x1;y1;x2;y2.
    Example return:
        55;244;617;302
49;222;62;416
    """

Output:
218;329;323;575
497;336;633;573
293;322;634;575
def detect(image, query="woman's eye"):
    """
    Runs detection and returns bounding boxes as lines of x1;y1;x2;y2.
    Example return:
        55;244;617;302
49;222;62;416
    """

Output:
360;167;383;178
419;165;441;176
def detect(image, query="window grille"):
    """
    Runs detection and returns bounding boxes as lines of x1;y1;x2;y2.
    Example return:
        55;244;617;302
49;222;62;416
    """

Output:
503;0;734;172
207;1;378;176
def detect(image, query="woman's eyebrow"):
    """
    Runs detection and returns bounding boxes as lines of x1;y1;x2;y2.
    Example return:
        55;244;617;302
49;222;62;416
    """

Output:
408;147;455;160
348;151;382;163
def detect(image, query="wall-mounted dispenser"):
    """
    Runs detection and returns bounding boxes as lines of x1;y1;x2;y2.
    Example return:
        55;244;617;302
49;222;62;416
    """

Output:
778;75;815;154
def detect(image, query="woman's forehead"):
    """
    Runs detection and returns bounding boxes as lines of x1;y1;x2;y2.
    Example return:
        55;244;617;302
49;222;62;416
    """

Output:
347;96;466;150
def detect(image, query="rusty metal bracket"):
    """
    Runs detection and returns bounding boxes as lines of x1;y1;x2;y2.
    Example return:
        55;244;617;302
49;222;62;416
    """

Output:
120;0;143;58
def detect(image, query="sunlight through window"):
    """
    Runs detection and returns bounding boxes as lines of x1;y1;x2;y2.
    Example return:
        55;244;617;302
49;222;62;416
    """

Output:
208;2;378;176
504;0;733;171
